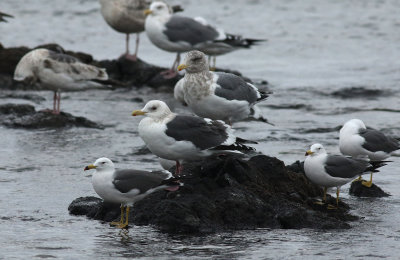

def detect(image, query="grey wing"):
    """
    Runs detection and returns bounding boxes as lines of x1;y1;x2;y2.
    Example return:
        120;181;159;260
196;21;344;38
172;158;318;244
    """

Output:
214;72;260;104
324;155;369;179
43;51;108;81
112;169;165;194
360;129;400;153
163;16;219;45
165;115;230;150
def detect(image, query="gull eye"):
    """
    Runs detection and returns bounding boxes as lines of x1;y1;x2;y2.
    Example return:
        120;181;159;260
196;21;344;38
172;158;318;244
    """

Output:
102;162;106;164
157;6;162;10
192;57;202;62
151;106;157;111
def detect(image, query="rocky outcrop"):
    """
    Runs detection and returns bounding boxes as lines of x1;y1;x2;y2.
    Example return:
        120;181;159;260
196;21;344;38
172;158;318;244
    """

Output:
69;155;358;234
0;103;102;129
349;180;390;197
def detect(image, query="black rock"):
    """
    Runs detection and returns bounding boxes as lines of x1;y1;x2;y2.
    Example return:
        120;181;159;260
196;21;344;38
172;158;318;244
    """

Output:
349;180;390;197
331;87;388;99
0;103;103;129
69;155;358;234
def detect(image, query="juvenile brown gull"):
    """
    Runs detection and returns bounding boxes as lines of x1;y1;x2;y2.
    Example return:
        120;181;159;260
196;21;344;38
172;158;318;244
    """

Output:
84;157;180;229
132;100;255;175
176;50;272;125
304;143;370;208
13;48;111;114
339;119;399;187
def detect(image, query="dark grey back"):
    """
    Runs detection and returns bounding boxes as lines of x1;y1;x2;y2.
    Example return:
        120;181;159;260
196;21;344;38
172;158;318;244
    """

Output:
112;170;165;194
164;16;219;46
214;72;258;103
165;115;229;150
360;128;400;153
324;155;369;179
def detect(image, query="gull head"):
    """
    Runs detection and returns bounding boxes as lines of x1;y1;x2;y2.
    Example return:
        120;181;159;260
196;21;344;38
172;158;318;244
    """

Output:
84;157;115;171
132;100;172;120
178;50;208;73
305;143;327;156
13;49;47;84
340;119;366;136
145;1;169;16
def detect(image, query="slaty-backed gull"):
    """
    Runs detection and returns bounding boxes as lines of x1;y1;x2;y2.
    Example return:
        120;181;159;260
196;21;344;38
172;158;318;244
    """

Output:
84;157;180;229
132;100;255;175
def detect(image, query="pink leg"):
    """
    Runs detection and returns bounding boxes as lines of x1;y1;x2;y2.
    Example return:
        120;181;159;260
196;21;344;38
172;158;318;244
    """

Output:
54;92;60;114
175;161;183;175
160;53;180;79
122;33;138;61
53;91;57;113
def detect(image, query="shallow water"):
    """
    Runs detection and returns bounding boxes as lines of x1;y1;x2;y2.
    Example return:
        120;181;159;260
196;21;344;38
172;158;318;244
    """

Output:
1;0;400;259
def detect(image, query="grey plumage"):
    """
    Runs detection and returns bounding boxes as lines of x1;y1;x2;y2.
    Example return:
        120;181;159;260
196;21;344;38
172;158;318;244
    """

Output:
214;72;268;103
112;169;176;194
324;155;369;179
359;128;400;153
164;16;219;46
165;115;229;150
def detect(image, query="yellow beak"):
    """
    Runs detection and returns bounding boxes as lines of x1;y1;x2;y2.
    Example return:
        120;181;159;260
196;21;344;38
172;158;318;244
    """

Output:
132;110;146;116
305;150;314;156
177;64;188;71
84;164;96;171
144;9;152;15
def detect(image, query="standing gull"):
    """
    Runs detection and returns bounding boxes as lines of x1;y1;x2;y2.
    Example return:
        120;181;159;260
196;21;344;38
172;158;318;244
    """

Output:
176;50;272;125
84;157;180;229
132;100;255;175
13;48;111;114
304;143;369;208
144;1;263;77
339;119;399;187
99;0;148;60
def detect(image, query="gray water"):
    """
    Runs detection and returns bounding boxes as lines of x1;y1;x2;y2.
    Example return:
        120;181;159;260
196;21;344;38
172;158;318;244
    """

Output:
1;0;400;259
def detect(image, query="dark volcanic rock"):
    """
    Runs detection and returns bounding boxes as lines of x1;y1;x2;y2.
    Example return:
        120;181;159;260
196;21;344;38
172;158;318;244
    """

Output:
69;155;358;233
0;103;102;129
349;180;390;197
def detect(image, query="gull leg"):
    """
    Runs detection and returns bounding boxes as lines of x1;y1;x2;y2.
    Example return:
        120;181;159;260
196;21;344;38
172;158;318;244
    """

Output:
361;173;373;188
117;206;130;229
126;33;130;55
53;91;57;113
161;53;180;79
327;187;339;210
134;33;140;57
111;206;125;226
175;161;182;175
210;56;216;71
56;92;61;114
314;187;327;205
352;175;362;182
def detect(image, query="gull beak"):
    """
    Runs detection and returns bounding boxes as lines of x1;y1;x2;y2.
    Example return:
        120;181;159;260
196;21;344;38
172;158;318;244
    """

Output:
132;110;147;116
84;164;96;171
177;64;188;71
144;9;152;15
305;150;313;156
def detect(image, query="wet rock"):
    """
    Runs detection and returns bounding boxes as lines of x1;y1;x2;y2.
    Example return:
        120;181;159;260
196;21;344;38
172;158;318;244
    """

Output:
0;93;46;104
0;103;103;129
331;87;388;99
69;155;358;234
0;43;265;90
349;180;390;197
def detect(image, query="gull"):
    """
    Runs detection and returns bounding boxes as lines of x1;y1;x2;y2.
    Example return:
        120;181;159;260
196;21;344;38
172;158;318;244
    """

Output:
132;100;255;175
144;1;263;78
13;48;111;114
339;119;399;187
304;143;369;208
84;157;180;229
176;50;272;125
0;11;13;23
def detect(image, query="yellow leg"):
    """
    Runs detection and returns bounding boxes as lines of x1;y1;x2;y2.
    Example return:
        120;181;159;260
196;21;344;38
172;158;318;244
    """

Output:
361;173;373;188
111;206;125;226
117;206;130;229
352;176;362;182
